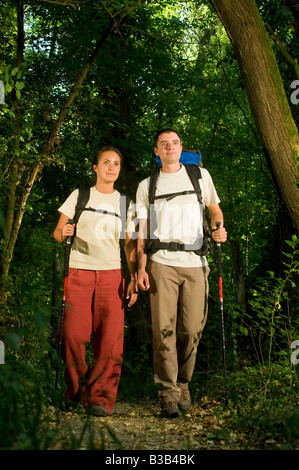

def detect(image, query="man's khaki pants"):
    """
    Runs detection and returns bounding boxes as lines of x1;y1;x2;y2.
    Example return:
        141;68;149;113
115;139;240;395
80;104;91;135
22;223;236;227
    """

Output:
148;260;209;405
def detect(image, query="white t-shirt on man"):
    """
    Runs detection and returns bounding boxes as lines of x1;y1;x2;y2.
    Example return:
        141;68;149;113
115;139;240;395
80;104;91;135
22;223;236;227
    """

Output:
136;165;220;268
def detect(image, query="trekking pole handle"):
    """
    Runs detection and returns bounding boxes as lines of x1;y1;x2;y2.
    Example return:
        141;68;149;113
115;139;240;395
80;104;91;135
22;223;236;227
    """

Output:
62;219;74;277
66;219;75;245
215;221;223;277
215;221;221;234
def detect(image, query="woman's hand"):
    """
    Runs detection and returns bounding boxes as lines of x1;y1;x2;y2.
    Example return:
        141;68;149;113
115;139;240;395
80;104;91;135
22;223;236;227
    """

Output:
126;280;138;307
61;221;75;242
53;214;75;243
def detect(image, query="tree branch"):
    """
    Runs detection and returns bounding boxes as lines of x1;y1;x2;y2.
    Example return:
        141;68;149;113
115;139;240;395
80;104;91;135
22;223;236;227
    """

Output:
41;0;142;157
266;23;299;79
38;0;90;8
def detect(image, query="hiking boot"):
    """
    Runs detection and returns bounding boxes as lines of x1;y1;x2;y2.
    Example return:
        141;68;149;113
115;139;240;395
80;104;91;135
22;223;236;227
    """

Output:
86;404;108;417
161;401;180;419
178;389;192;412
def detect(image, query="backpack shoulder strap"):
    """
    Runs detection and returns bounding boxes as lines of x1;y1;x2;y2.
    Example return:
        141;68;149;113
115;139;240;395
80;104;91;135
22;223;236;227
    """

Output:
148;168;160;205
184;164;211;254
119;193;132;248
184;164;203;204
74;187;90;223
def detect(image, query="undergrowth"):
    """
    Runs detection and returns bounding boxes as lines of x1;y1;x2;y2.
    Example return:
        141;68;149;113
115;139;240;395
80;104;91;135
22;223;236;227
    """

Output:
0;236;298;450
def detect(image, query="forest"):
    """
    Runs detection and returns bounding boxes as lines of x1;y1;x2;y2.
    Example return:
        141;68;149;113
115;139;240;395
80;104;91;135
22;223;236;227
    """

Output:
0;0;298;452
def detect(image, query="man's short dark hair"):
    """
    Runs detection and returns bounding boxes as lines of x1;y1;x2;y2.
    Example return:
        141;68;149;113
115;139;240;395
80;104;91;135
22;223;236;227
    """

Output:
154;128;181;147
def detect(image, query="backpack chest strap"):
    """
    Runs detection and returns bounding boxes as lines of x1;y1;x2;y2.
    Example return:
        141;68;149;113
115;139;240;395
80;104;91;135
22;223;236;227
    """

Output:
82;207;122;219
153;189;197;202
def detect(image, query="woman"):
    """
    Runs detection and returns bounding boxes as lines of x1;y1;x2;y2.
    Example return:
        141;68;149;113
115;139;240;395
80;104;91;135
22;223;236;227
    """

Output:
53;146;138;417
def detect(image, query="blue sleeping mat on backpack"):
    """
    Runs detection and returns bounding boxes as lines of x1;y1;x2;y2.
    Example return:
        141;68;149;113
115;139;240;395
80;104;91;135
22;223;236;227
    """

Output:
154;150;202;167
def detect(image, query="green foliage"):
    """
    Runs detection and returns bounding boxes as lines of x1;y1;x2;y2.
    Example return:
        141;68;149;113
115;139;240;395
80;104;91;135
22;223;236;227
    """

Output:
0;352;50;450
203;362;299;448
246;235;299;365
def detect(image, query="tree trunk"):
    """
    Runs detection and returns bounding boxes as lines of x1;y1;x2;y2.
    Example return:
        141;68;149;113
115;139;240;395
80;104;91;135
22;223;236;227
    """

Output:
4;160;19;250
4;0;23;247
0;160;43;300
211;0;299;234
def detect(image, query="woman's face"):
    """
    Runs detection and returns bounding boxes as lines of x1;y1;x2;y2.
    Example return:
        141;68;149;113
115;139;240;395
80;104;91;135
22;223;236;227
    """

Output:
93;150;121;184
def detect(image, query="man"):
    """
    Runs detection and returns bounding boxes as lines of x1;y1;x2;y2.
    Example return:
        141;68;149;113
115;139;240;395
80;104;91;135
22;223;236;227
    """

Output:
136;129;227;418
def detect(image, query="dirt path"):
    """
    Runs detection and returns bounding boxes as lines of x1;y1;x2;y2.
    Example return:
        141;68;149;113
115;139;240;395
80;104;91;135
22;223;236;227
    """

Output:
43;396;289;451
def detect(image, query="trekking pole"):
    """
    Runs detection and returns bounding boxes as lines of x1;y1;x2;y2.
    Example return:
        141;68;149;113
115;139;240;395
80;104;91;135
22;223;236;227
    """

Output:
215;221;228;399
55;219;74;390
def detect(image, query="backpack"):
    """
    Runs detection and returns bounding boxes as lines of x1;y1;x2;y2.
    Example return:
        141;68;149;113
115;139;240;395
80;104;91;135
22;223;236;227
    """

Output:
146;150;210;257
154;149;202;168
72;187;131;251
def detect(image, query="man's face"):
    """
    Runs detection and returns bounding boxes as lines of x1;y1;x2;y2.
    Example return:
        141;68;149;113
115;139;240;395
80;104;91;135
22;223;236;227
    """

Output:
154;132;182;165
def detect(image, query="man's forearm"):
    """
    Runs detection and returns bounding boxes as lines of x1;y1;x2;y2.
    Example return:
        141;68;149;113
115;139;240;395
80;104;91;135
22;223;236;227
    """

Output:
137;237;148;272
137;218;149;272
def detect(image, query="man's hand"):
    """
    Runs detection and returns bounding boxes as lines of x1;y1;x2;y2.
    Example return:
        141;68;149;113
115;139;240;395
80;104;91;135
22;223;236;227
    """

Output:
212;224;227;243
137;270;150;291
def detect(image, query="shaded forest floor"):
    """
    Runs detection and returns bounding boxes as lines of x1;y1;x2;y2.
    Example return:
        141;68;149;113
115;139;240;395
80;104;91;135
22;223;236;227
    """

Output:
42;396;298;451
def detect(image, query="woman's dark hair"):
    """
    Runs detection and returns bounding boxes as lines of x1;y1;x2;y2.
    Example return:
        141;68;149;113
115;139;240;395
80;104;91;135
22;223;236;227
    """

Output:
93;146;124;166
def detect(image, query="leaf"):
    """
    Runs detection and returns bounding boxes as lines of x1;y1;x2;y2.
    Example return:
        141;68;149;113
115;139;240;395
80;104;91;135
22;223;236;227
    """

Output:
284;406;299;435
11;67;19;76
5;331;21;351
15;81;24;90
5;83;12;92
192;424;203;430
34;307;51;329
